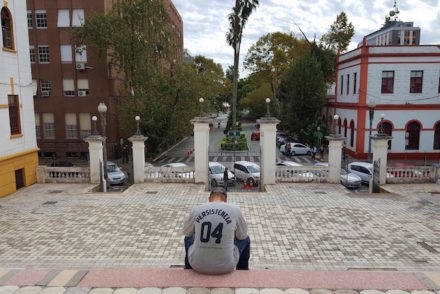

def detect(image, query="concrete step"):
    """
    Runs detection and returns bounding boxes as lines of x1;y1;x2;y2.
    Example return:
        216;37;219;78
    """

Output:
0;268;438;290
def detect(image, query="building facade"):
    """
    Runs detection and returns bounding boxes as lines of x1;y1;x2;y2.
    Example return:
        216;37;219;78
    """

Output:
327;38;440;160
0;0;39;197
27;0;183;160
364;21;420;47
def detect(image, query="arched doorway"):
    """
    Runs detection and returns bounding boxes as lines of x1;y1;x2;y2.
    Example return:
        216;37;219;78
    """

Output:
343;119;348;138
338;117;342;134
378;121;393;149
406;121;421;150
434;121;440;150
350;120;355;147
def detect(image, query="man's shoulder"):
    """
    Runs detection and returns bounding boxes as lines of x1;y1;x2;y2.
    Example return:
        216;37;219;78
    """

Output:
192;202;241;212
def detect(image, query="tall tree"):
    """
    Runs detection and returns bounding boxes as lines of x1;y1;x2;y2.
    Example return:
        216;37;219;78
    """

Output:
226;0;259;129
320;12;354;52
244;32;310;99
278;53;327;141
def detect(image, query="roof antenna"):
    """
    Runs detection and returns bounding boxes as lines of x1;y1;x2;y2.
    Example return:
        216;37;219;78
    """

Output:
385;0;400;23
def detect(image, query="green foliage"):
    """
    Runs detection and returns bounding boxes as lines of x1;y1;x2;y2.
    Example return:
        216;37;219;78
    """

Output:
221;135;249;151
300;120;330;147
244;32;310;98
278;53;327;143
75;0;229;154
240;82;277;118
226;112;242;131
320;12;355;52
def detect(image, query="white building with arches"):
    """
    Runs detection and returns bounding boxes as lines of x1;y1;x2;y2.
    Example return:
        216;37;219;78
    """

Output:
0;0;38;197
326;37;440;161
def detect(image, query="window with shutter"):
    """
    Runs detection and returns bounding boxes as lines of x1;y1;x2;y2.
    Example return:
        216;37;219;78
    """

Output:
8;95;21;135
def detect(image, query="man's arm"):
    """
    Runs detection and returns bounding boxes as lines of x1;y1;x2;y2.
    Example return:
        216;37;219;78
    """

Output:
182;208;196;237
235;208;248;240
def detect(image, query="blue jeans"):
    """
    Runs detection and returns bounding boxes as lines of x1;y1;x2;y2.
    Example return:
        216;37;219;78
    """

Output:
184;235;250;270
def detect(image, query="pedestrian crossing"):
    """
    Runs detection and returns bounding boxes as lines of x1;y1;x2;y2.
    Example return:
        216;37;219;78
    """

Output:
155;154;318;165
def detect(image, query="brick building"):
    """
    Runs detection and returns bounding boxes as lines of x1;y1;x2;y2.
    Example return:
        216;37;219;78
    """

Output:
27;0;183;159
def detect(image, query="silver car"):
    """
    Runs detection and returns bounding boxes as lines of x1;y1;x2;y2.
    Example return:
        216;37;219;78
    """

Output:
209;162;235;187
340;169;362;189
107;161;126;185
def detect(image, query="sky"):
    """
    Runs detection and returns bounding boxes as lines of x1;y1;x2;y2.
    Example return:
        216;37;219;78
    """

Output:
172;0;440;73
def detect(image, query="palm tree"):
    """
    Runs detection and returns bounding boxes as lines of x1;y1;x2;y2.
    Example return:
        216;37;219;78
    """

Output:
226;0;259;129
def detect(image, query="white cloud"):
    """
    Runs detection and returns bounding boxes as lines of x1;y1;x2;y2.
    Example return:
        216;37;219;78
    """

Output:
172;0;440;74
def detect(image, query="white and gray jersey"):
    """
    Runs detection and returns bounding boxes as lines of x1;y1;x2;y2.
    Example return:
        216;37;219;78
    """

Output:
183;202;248;275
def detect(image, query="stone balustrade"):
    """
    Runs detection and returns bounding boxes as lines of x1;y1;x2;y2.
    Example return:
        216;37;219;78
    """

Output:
36;166;91;184
386;166;437;184
276;166;329;183
144;166;195;183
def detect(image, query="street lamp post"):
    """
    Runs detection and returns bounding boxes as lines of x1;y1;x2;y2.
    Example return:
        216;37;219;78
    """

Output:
332;114;339;136
265;98;271;117
199;98;204;117
135;115;141;136
92;115;98;135
367;101;376;162
98;102;108;187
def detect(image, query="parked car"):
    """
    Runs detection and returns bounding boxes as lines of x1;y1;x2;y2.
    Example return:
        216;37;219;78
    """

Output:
280;143;311;156
277;136;295;148
145;162;154;168
276;160;302;167
348;162;373;183
209;162;235;187
233;161;260;186
340;169;362;189
251;132;260;141
107;161;126;185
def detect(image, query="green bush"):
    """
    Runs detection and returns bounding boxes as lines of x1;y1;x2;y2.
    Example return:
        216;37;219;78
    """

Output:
220;135;249;151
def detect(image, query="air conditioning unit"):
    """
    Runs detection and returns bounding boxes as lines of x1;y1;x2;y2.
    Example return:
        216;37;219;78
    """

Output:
78;90;87;97
76;63;86;70
41;91;50;97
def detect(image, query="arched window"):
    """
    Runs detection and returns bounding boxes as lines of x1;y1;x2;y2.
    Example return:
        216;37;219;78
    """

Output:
434;121;440;150
1;7;14;50
378;121;393;150
406;121;421;150
338;117;342;134
343;119;348;138
350;120;355;147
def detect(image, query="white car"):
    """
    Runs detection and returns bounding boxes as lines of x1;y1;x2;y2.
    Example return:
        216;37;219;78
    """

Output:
348;162;373;183
233;161;260;186
107;161;126;185
277;160;302;167
280;143;311;156
209;162;235;187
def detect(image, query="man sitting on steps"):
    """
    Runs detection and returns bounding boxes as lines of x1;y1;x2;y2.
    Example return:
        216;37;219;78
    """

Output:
183;187;250;274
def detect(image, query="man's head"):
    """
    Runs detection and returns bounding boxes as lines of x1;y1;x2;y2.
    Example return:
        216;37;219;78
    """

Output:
209;187;227;203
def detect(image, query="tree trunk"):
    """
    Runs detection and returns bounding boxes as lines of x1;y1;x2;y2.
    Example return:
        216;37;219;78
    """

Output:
232;50;239;130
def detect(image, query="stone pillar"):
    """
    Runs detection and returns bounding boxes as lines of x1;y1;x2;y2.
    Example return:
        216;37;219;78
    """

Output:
129;135;148;184
191;117;211;188
258;117;280;190
372;135;392;185
85;136;105;184
325;136;345;184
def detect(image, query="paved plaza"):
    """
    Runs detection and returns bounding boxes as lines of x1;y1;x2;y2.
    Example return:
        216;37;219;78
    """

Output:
0;183;439;271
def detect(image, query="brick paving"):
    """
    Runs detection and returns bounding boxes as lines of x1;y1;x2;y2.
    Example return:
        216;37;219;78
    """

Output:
0;183;439;271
